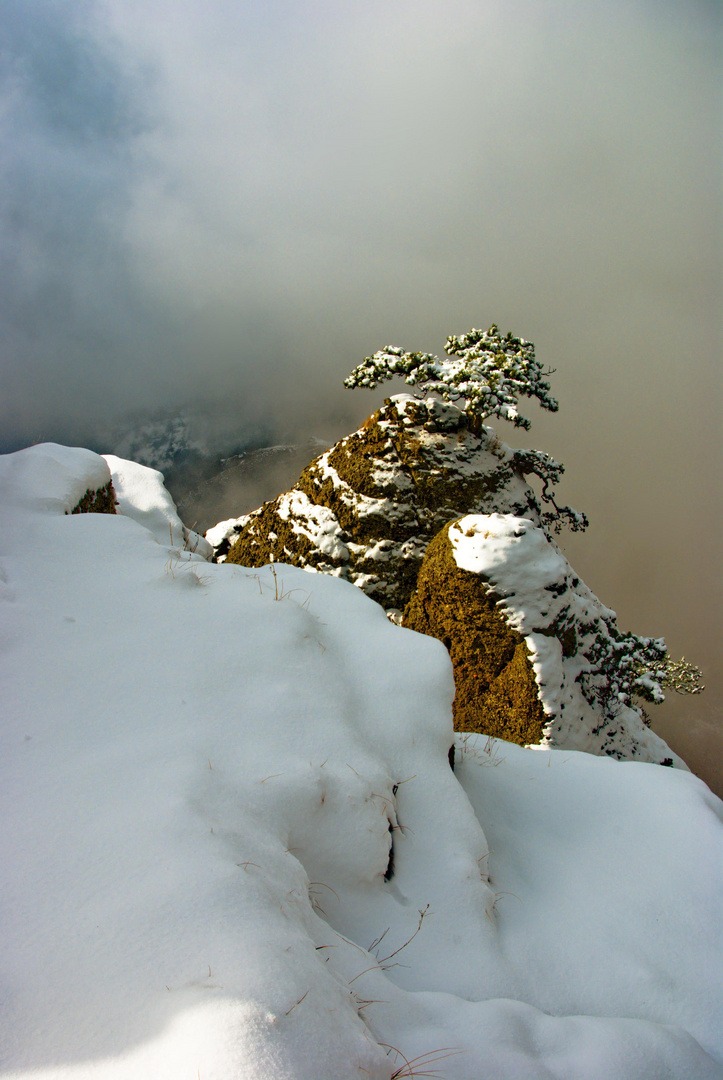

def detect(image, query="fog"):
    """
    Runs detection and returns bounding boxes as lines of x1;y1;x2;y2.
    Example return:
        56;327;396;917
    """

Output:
1;0;720;790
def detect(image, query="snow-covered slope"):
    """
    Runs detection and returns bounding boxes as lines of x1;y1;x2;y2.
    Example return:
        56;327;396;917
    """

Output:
1;444;721;1079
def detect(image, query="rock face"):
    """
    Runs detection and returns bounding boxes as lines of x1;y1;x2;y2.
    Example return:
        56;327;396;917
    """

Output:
211;394;547;617
403;522;546;744
406;513;685;765
207;399;687;766
69;481;117;515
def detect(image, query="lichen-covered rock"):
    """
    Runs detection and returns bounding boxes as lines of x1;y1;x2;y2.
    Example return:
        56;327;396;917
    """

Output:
211;394;549;616
406;513;685;766
402;522;546;744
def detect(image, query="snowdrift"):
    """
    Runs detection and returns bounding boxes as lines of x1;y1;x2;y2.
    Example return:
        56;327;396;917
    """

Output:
1;444;721;1079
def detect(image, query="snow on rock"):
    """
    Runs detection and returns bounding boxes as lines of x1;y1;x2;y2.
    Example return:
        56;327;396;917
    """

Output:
211;394;550;609
0;442;112;516
275;489;350;561
104;454;212;559
204;514;247;553
450;514;686;765
1;444;721;1079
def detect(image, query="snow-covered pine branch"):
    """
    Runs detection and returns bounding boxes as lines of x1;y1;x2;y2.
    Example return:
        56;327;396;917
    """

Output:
640;656;705;699
580;627;704;731
345;324;559;430
512;448;589;534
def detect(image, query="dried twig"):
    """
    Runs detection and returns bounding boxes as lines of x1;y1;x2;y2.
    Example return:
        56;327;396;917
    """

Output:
285;988;309;1016
376;905;430;965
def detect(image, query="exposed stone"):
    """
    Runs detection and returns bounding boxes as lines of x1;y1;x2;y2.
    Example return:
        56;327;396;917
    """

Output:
217;394;544;614
402;522;546;744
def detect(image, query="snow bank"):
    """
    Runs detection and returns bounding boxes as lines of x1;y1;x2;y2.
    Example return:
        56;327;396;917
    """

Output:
104;454;212;557
0;442;112;515
1;444;721;1079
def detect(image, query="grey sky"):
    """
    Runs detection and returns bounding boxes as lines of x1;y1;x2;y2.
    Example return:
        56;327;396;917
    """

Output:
1;0;721;786
1;0;718;438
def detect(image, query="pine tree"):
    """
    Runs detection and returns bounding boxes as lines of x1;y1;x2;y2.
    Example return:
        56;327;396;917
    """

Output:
347;325;586;533
345;324;559;431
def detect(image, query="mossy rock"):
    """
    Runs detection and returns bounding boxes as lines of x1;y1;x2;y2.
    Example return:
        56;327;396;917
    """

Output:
225;498;315;568
402;522;546;744
220;395;542;615
326;408;513;513
70;481;118;515
326;419;399;499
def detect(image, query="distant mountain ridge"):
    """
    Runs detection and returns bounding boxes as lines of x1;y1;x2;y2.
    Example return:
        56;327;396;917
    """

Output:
109;409;330;534
109;410;256;472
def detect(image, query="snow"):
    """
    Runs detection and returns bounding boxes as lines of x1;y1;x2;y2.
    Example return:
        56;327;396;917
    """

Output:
1;443;721;1079
104;455;212;558
204;514;244;555
450;514;686;766
0;441;111;515
275;490;350;560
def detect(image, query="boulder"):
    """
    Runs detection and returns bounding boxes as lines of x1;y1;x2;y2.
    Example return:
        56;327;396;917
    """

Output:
403;522;546;744
214;394;543;616
404;513;686;766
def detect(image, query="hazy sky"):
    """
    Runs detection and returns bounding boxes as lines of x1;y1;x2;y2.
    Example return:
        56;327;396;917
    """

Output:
1;0;718;440
1;0;721;785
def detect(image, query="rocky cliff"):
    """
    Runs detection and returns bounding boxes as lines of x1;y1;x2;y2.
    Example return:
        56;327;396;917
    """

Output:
404;515;686;765
208;393;568;618
206;393;695;766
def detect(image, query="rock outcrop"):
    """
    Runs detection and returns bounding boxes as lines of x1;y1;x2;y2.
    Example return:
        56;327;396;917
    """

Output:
404;513;685;765
403;522;546;744
209;394;554;618
206;395;692;766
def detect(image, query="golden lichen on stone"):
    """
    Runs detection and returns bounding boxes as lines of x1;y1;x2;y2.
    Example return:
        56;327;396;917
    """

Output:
222;395;541;614
70;481;117;515
225;499;315;568
402;522;546;744
327;422;397;499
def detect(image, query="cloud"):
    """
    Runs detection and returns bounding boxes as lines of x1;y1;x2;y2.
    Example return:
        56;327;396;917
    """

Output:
0;0;152;438
0;0;718;448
